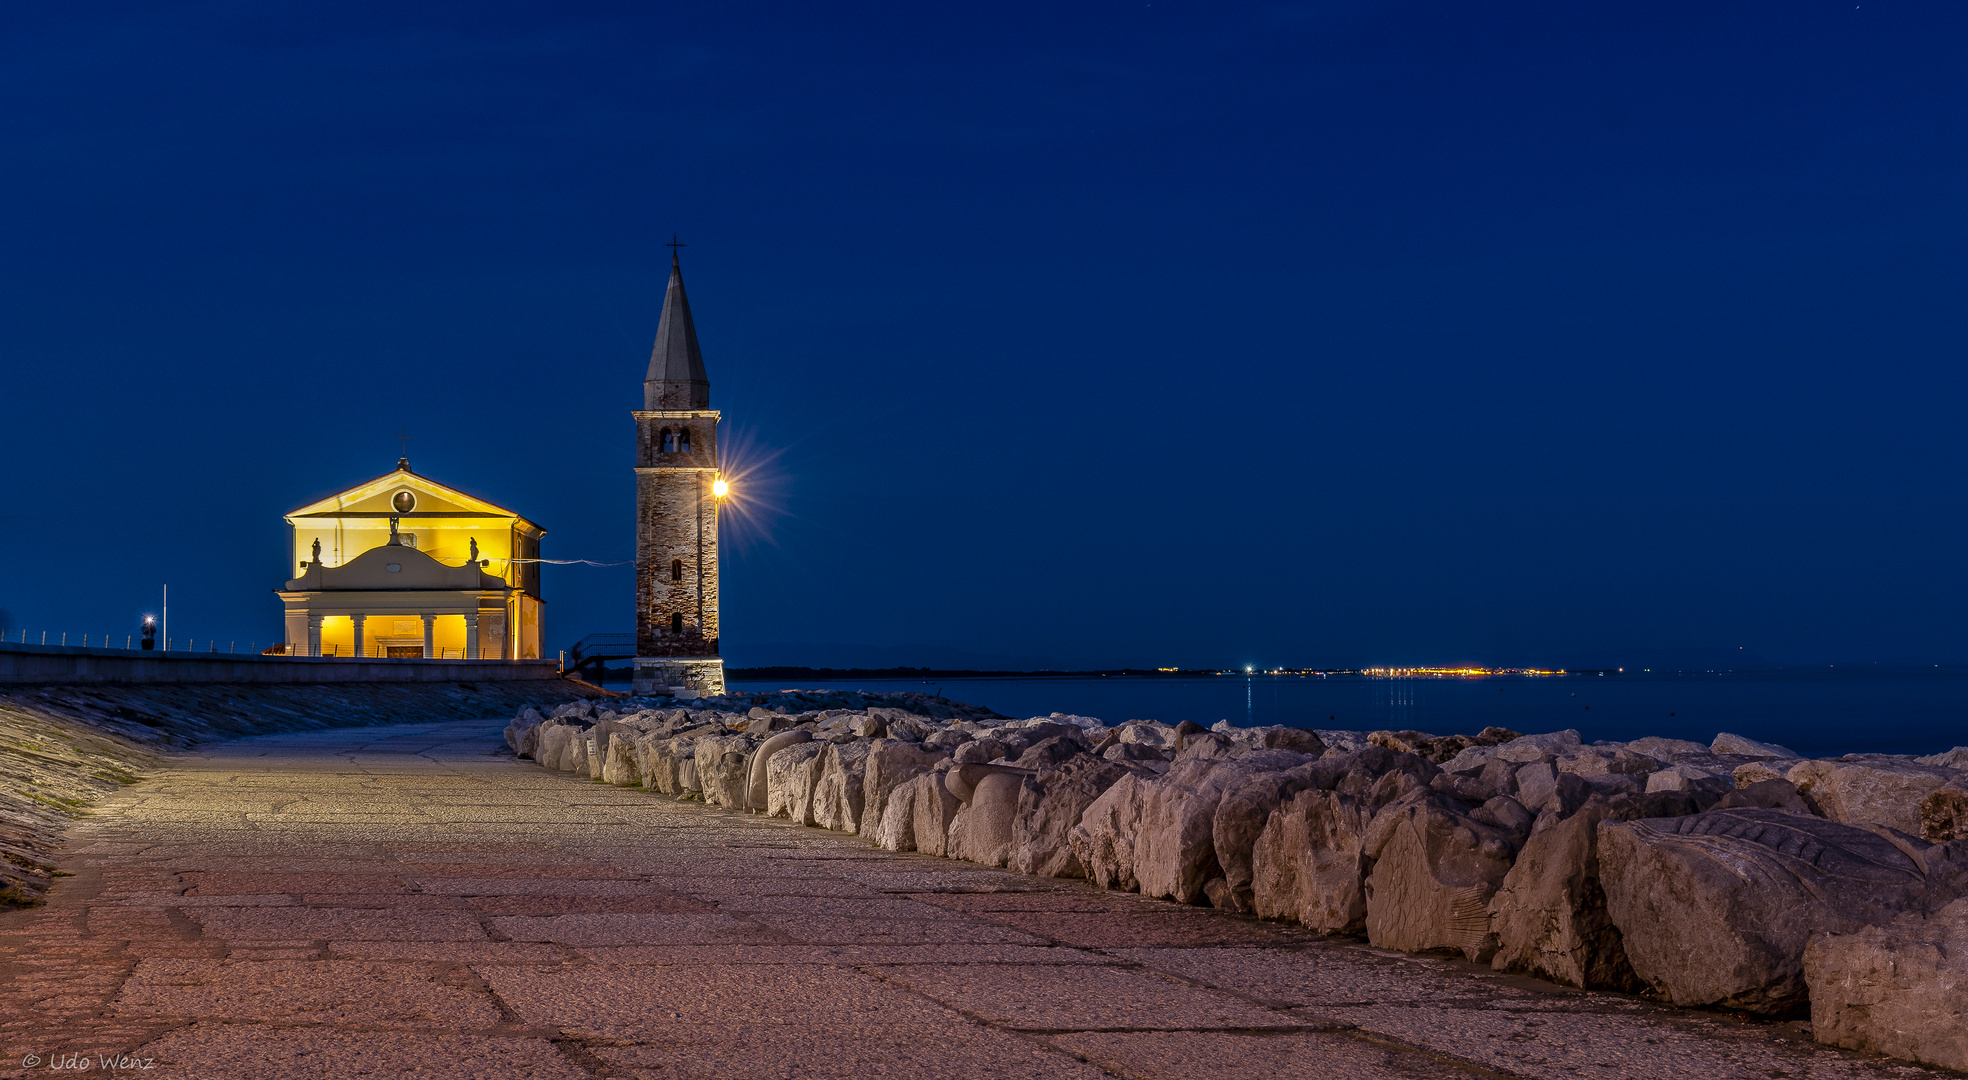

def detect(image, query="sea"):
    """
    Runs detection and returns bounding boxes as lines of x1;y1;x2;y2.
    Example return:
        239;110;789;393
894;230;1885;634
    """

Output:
721;669;1968;759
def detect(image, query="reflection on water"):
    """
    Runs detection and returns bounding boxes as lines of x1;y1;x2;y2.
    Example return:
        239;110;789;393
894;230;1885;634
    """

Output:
1371;677;1419;729
718;670;1968;758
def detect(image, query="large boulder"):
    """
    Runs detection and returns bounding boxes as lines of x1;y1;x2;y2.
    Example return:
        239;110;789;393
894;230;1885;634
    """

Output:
764;741;827;823
1071;773;1147;892
534;722;581;771
1616;736;1709;766
858;740;948;841
1362;790;1528;961
1487;792;1703;990
1010;754;1136;878
1785;757;1956;837
520;716;570;761
1598;809;1963;1013
1132;751;1314;905
746;730;815;811
1370;727;1520;765
1246;747;1441;934
810;741;872;834
1921;779;1968;842
907;767;964;857
1916;747;1968;769
504;708;545;755
694;734;755;808
589;718;642;768
1252;788;1374;934
1207;756;1365;913
1804;897;1968;1072
873;776;921;852
639;736;702;795
1011;734;1091;771
1643;763;1730;805
945;764;1034;867
1711;732;1799;758
600;735;643;787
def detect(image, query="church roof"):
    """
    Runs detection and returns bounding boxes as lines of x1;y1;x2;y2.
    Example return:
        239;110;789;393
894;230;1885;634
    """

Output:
285;459;543;536
643;252;711;409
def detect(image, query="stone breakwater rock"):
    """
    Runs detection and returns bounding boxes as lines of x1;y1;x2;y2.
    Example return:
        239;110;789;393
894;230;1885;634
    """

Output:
765;740;827;824
1804;896;1968;1072
1362;789;1529;961
1784;756;1960;839
1921;779;1968;843
1011;754;1138;878
945;764;1036;867
695;734;756;809
810;740;872;833
1487;791;1704;991
1134;752;1311;904
1917;746;1968;769
600;735;642;787
1369;726;1521;765
1597;808;1967;1014
1248;747;1439;933
747;729;814;811
907;764;964;857
859;740;948;842
1711;732;1800;758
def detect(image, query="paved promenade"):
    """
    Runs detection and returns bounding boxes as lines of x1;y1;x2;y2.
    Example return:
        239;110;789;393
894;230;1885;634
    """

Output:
0;720;1942;1079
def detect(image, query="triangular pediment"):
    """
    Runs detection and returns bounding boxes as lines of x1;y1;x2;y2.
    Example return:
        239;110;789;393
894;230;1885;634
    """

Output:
286;463;538;531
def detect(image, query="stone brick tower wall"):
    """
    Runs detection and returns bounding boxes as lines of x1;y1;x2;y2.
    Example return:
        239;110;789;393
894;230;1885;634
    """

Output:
631;254;726;696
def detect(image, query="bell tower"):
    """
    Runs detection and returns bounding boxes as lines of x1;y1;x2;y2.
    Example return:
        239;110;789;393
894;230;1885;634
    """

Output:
631;249;726;696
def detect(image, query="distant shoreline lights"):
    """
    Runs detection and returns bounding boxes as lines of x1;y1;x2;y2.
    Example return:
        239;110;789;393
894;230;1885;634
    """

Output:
1212;667;1574;678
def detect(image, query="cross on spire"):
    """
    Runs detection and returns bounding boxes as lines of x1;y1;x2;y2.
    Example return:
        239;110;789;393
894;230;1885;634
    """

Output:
395;430;411;470
666;234;686;265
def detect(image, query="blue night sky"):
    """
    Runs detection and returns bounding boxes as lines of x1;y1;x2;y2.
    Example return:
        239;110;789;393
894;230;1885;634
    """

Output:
0;2;1961;670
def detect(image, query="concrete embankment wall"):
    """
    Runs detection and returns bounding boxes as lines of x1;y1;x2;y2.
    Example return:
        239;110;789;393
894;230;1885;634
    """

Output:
0;641;561;685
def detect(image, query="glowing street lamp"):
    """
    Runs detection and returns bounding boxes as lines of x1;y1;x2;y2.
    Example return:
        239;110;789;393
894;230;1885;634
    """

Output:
712;477;729;500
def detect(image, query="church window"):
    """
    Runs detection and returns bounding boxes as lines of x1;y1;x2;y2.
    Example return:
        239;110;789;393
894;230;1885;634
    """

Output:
678;429;693;453
670;613;684;634
671;559;683;581
659;428;676;453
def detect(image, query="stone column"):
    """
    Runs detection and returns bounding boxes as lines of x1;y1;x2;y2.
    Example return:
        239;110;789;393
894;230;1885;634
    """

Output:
421;614;435;659
351;614;367;659
306;615;322;658
465;613;480;660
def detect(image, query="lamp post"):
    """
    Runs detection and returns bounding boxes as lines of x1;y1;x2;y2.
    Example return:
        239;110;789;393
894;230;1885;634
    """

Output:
162;583;168;653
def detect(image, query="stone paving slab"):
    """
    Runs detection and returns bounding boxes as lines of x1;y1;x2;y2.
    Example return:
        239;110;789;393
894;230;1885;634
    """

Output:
0;718;1950;1079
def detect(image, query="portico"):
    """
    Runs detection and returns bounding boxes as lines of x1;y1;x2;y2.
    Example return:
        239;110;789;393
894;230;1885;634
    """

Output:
278;536;517;659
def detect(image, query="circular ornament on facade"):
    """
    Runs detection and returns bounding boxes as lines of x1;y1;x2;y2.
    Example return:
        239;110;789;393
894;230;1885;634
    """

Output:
392;491;416;513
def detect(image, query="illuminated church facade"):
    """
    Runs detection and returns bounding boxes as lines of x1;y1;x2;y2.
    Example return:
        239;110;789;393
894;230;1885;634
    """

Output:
632;252;727;696
275;463;545;660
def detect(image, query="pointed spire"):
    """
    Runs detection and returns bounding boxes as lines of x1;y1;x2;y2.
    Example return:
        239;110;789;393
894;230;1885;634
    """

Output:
644;248;710;410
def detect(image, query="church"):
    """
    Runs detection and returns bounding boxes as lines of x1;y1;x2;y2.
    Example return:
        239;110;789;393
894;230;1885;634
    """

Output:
632;251;727;696
275;462;546;660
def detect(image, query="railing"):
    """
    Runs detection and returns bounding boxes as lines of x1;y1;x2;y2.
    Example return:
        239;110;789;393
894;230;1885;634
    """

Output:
566;632;636;681
0;629;275;654
0;631;473;660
